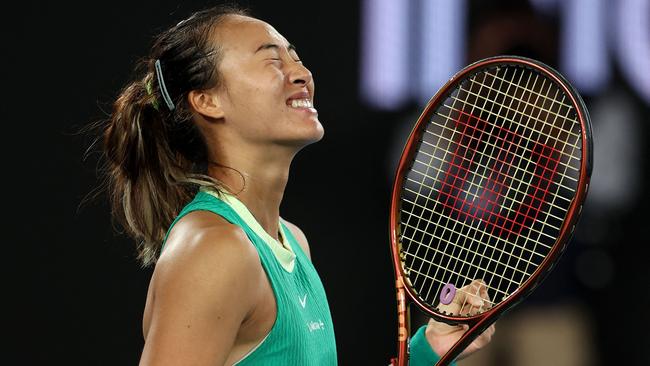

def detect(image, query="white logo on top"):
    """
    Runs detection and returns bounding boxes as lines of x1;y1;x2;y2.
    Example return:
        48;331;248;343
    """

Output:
307;319;325;332
299;294;307;308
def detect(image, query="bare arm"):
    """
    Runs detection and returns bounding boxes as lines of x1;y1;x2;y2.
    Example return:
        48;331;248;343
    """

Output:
140;214;262;366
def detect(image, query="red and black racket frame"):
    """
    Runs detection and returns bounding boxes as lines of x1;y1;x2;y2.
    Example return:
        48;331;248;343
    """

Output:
388;56;593;366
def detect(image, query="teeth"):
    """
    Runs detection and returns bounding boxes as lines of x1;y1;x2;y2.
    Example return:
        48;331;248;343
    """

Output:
290;99;313;108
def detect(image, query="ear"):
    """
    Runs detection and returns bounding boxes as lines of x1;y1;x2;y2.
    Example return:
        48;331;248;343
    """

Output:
187;89;225;119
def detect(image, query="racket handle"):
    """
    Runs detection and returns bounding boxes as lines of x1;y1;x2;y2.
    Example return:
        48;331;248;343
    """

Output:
435;317;495;366
394;277;409;366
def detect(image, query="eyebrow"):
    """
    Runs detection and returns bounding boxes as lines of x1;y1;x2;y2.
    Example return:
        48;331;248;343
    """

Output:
254;43;297;53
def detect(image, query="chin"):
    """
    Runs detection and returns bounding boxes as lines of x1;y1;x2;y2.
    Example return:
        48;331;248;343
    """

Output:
281;123;324;149
273;114;324;147
306;118;325;143
311;119;325;140
297;115;325;142
296;130;325;147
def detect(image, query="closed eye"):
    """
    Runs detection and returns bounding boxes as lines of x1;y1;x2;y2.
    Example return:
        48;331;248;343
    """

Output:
256;42;303;64
266;58;303;64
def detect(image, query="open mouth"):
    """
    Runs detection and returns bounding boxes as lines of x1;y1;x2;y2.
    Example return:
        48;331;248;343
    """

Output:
287;98;313;109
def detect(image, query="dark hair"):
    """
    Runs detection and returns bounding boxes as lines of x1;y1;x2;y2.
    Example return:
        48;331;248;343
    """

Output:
101;5;249;266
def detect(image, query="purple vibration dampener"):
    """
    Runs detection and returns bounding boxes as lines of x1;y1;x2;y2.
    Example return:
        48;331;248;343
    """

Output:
440;283;456;305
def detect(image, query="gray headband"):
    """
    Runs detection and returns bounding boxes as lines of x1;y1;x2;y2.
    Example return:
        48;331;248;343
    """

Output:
154;59;176;111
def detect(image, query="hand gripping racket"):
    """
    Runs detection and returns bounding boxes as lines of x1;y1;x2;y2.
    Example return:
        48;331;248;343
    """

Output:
388;56;593;365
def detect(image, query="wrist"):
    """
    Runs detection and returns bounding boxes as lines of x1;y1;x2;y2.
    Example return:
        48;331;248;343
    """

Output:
410;325;458;366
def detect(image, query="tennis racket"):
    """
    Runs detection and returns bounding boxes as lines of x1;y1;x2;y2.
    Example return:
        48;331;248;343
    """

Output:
388;56;593;365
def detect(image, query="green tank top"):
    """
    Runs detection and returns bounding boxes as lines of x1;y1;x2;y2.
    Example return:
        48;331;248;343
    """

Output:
164;190;338;365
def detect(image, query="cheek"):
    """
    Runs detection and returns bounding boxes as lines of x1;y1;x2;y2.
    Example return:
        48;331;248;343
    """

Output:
233;75;285;111
218;67;288;129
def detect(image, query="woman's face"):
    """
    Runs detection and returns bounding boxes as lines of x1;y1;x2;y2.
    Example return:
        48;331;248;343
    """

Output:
209;15;324;150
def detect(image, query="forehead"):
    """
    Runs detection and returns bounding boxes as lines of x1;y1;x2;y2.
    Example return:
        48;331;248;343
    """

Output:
215;15;289;52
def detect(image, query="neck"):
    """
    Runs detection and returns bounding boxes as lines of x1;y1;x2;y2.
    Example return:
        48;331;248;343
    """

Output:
208;146;294;240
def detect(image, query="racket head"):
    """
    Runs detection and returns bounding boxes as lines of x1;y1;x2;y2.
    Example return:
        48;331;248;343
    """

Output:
390;55;592;325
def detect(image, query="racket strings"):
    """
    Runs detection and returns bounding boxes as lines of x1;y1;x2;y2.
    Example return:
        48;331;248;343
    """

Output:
430;67;572;304
451;68;567;304
412;134;571;224
434;67;530;307
420;71;506;303
409;149;572;227
399;65;582;315
444;92;581;166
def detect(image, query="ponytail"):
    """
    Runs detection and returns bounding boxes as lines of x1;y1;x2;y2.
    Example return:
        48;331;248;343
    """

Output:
98;5;249;266
103;70;218;265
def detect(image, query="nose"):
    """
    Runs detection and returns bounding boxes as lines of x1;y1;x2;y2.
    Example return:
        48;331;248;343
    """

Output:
288;62;313;86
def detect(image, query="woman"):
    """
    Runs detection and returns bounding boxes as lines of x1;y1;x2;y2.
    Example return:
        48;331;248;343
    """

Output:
101;5;494;365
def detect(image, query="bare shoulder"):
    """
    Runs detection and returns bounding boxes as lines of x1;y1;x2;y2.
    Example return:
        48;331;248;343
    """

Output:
141;211;265;364
146;210;263;329
156;210;260;278
281;218;311;260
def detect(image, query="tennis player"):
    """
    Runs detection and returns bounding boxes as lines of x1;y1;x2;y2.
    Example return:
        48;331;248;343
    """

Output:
100;5;494;365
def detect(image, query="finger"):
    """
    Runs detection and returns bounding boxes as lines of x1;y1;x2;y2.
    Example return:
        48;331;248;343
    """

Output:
476;324;496;346
467;279;493;310
459;301;479;316
438;279;488;314
477;281;493;307
455;280;481;304
479;324;495;338
426;317;465;336
458;280;487;310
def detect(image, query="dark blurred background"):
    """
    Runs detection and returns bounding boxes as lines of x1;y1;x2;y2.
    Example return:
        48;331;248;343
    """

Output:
5;0;649;364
